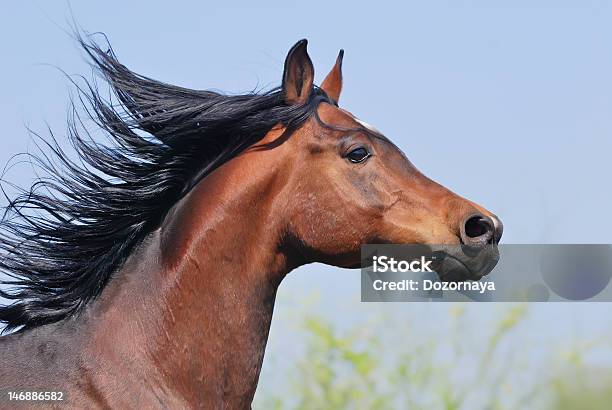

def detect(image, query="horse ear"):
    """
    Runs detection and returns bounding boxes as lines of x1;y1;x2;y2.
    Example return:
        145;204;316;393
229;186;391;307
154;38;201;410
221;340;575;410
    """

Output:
282;39;315;105
321;49;344;104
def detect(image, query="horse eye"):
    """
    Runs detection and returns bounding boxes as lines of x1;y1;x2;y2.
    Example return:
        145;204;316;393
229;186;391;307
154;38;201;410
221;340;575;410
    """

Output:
346;147;370;163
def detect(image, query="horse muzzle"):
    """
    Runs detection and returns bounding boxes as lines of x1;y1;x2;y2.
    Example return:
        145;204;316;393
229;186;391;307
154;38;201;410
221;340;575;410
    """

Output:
431;244;500;282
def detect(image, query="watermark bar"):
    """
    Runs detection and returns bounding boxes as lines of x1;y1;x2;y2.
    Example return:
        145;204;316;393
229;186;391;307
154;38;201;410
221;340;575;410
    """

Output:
361;244;612;302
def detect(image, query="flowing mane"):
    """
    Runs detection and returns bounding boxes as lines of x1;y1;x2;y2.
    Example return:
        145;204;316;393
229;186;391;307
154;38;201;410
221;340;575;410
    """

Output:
0;36;332;333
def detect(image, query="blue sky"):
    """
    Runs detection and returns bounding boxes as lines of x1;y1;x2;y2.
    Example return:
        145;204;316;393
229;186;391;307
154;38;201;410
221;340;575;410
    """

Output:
3;1;612;243
2;0;612;399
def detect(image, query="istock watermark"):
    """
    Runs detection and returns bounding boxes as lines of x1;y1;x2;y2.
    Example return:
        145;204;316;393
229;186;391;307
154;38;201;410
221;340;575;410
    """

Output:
372;256;433;273
361;244;612;302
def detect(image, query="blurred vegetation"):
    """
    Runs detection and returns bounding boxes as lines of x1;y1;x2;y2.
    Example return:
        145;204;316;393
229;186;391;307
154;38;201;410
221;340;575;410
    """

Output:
254;304;612;410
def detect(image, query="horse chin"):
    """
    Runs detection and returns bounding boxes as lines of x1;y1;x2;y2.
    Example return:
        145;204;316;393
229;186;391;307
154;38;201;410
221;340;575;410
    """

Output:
432;245;500;282
343;260;364;269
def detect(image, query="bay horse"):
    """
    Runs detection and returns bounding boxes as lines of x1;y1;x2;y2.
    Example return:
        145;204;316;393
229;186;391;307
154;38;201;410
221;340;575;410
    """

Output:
0;38;502;408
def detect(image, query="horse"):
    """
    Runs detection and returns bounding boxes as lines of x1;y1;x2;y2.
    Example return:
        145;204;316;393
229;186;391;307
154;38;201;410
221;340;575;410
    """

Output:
0;37;502;408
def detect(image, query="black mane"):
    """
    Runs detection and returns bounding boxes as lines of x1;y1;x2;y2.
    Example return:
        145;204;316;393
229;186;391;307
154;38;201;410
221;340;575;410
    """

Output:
0;36;331;333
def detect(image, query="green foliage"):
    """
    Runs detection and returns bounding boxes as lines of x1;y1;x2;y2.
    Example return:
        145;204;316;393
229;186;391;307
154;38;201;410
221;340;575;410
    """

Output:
253;304;612;410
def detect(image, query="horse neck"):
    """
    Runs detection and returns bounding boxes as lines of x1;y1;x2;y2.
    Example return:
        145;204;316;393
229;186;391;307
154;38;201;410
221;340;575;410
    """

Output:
83;144;296;406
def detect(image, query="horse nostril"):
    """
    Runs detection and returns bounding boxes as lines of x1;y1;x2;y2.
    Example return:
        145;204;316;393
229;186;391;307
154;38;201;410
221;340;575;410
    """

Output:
461;214;494;246
490;215;503;244
465;216;490;238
